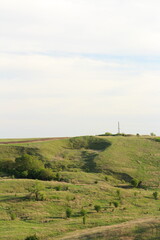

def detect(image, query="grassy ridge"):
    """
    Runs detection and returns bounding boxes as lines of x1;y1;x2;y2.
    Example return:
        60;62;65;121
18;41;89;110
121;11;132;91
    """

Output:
0;136;160;185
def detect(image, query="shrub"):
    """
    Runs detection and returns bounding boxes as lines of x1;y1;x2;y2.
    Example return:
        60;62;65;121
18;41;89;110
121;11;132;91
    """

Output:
69;136;110;150
14;154;44;179
9;212;17;220
66;208;72;218
0;160;15;175
153;191;158;200
80;209;87;216
26;182;45;201
105;176;108;181
113;201;119;208
104;132;113;136
150;132;156;136
116;190;121;200
25;234;39;240
83;215;86;225
56;172;61;181
94;205;101;212
37;168;54;181
55;186;61;191
131;178;140;188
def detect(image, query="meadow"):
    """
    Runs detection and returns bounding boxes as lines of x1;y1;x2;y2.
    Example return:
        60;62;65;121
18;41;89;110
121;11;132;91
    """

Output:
0;135;160;239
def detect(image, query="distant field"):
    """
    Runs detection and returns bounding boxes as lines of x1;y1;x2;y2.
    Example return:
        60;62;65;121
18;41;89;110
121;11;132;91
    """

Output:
0;137;68;144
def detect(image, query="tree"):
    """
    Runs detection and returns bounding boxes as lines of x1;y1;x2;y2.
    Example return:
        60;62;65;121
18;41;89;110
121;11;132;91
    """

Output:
14;154;44;178
150;132;156;136
26;182;45;201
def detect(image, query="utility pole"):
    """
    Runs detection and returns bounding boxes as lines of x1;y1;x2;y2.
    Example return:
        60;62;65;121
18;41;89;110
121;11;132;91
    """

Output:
118;122;120;134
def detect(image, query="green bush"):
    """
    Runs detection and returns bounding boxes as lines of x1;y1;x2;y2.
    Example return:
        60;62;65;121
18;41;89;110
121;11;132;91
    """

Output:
66;208;72;218
69;136;110;150
0;160;15;175
94;205;101;212
25;234;39;240
26;182;45;201
105;176;108;181
9;212;17;220
116;189;121;200
83;215;86;224
153;191;158;200
113;201;119;208
37;168;54;181
80;209;87;216
131;178;141;188
104;132;113;136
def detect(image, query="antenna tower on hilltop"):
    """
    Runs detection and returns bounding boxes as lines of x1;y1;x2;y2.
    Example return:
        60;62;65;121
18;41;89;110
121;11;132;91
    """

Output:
118;121;120;134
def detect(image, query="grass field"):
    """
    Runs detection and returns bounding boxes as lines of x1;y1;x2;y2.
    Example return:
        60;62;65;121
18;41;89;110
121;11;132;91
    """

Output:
0;135;160;239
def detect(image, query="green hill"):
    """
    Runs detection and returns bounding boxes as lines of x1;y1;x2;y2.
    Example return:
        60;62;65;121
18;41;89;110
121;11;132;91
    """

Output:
0;135;160;185
0;135;160;240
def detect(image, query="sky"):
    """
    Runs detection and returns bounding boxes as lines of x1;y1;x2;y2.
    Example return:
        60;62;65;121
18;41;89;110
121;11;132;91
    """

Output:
1;0;160;138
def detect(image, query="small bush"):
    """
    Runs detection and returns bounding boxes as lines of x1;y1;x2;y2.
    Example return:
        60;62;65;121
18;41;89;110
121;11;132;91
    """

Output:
80;209;87;216
131;178;140;188
10;212;17;220
55;186;61;191
113;201;119;208
56;172;61;181
25;234;39;240
83;215;86;224
153;191;158;200
66;208;72;218
150;132;156;136
105;176;108;181
26;182;45;201
94;205;101;212
116;189;121;199
37;168;54;181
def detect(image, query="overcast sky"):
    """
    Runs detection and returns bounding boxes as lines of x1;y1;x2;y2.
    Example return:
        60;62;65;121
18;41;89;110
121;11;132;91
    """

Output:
1;0;160;138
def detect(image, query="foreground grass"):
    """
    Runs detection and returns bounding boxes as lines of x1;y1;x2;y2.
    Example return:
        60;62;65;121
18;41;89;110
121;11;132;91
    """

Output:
0;178;160;239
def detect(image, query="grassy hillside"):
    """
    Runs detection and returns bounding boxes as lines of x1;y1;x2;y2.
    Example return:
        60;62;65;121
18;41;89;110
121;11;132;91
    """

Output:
0;136;160;239
0;135;160;185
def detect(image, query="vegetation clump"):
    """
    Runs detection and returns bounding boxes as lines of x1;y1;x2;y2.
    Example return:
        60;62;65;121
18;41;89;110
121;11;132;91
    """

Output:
26;182;46;201
153;191;158;200
66;208;72;218
69;136;110;150
0;154;54;181
25;235;39;240
131;179;142;188
94;205;101;212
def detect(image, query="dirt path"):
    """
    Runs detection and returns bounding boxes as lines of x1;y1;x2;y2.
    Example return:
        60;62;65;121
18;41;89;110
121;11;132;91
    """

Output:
58;217;160;240
0;137;68;144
